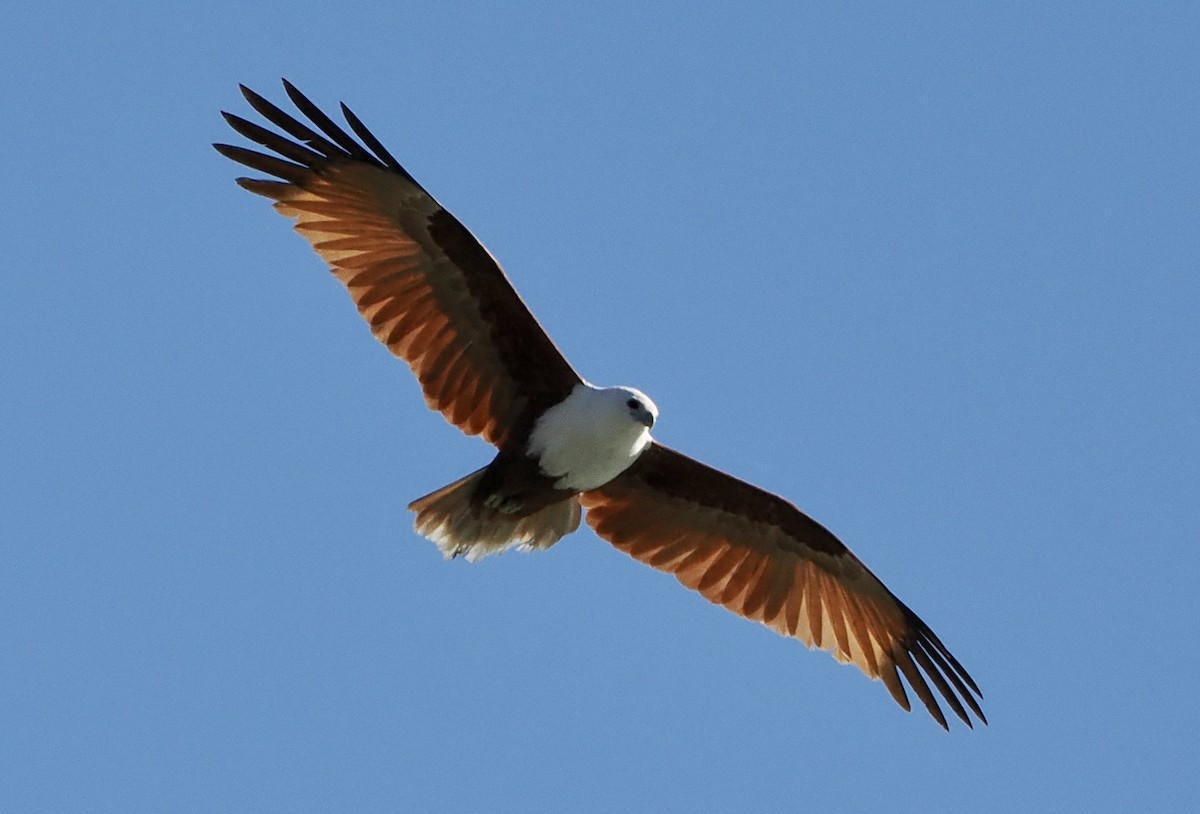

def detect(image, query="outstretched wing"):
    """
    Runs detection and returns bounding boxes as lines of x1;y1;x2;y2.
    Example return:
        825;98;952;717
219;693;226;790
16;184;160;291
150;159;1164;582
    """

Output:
581;443;985;729
215;81;582;448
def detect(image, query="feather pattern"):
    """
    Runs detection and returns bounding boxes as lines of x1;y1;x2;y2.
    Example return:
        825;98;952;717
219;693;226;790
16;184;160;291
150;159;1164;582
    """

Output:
215;81;581;449
581;443;986;729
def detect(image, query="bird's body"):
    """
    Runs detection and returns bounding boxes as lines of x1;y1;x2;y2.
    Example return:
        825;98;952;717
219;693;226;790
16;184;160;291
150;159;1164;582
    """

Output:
412;383;656;561
216;81;986;729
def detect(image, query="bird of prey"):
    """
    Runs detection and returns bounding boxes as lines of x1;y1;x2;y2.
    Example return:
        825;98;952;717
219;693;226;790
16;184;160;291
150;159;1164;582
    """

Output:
215;81;985;729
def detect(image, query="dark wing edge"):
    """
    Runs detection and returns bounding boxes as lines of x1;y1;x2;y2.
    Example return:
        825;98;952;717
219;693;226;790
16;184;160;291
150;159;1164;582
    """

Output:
581;442;986;730
214;80;582;448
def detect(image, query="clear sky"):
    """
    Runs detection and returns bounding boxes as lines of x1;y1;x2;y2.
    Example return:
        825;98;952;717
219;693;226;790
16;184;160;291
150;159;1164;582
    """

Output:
3;2;1198;811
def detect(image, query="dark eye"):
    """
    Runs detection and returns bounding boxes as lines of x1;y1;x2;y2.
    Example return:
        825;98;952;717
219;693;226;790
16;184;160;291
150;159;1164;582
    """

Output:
626;398;641;409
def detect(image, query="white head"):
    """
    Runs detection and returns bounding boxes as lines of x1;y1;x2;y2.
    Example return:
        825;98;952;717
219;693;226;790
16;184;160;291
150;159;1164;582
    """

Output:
606;385;658;431
526;383;660;491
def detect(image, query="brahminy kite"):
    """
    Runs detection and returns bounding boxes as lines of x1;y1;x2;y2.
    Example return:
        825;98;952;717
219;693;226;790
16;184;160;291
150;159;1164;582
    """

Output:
215;81;985;729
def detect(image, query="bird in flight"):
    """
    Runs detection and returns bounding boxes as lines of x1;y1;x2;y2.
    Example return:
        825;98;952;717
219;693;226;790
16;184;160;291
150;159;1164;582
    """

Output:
216;81;985;729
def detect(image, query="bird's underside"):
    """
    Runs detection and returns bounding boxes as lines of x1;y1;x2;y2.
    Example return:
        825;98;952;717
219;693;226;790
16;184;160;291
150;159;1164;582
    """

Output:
408;448;583;560
216;80;986;730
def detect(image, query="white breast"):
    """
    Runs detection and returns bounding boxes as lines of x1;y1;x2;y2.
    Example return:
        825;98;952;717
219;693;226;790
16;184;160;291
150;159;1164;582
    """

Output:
526;383;653;492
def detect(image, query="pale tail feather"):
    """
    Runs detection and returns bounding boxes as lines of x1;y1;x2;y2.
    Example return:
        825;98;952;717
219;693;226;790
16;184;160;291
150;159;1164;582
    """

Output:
408;469;582;562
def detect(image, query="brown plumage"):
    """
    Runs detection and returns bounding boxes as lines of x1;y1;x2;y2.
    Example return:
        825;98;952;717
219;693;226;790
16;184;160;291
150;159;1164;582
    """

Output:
216;81;985;730
582;444;985;729
215;81;580;449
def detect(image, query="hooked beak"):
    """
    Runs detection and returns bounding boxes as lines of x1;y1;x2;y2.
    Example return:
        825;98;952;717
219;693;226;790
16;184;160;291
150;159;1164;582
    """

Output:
636;407;656;429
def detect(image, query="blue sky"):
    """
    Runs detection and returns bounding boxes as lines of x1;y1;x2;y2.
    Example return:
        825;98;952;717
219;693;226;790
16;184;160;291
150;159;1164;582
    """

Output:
3;2;1198;811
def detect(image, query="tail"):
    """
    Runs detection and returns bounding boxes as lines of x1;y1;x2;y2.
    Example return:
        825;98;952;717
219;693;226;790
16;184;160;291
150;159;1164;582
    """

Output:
407;468;582;562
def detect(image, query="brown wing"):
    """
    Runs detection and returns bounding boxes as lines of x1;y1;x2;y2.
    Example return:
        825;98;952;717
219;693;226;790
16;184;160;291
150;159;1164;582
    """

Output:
214;81;582;448
581;443;985;730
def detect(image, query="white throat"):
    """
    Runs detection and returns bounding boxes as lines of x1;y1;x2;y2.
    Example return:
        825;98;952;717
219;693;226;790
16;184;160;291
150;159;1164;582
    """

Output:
527;383;654;492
